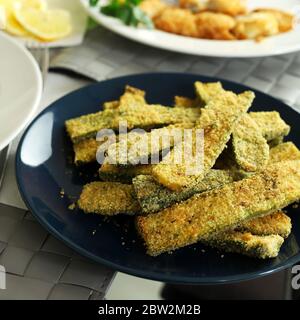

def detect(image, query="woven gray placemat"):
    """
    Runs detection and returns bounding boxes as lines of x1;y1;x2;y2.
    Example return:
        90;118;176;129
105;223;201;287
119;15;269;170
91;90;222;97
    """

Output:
0;204;114;300
50;27;300;110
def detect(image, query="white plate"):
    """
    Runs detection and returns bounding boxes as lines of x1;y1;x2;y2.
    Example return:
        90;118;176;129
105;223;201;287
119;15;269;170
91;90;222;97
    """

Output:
0;32;42;150
80;0;300;58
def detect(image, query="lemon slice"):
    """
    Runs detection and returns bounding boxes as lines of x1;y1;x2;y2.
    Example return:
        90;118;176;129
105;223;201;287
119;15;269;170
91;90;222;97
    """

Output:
15;7;72;41
0;5;6;29
0;0;46;36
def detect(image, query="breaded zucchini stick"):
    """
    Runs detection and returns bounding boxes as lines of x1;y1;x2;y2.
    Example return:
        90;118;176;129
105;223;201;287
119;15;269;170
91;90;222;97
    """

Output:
194;81;270;172
99;163;153;183
73;138;100;165
204;232;284;259
269;142;300;163
152;91;254;191
78;182;140;215
232;114;269;172
268;136;284;148
237;211;291;238
136;160;300;256
174;96;198;108
103;100;119;110
104;123;194;167
133;170;236;214
249;111;290;141
66;104;200;143
194;81;224;106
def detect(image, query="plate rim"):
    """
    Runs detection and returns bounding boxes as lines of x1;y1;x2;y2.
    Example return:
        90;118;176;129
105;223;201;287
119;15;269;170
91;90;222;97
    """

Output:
79;0;300;58
15;72;300;284
0;32;43;150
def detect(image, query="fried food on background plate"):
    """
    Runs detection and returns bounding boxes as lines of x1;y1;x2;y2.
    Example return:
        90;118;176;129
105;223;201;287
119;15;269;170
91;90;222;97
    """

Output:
136;160;300;256
179;0;206;12
195;12;236;40
254;8;295;33
139;0;168;18
233;12;279;40
154;7;199;38
207;0;247;16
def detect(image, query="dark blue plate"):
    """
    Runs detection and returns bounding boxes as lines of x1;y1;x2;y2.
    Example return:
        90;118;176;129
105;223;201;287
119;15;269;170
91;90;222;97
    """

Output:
16;73;300;284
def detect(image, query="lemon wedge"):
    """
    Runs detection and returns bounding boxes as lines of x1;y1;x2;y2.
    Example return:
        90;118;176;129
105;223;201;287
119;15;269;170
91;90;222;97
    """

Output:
0;0;46;36
14;6;72;41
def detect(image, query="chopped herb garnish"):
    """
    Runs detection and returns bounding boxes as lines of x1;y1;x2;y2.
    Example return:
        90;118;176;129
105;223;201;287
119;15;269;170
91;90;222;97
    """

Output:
90;0;99;6
99;0;153;28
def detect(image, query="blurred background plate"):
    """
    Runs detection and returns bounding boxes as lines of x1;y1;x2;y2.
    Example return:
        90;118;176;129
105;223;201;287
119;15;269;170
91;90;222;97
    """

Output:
80;0;300;58
15;73;300;284
0;32;42;150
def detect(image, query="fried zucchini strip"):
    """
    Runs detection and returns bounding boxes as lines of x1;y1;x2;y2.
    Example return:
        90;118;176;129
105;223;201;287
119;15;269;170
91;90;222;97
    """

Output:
268;136;284;148
66;104;200;143
249;111;290;141
204;232;284;259
133;170;236;214
73;138;100;165
232;114;269;172
152;91;254;191
104;123;194;167
136;160;300;256
99;163;153;183
236;211;291;238
174;96;198;108
194;81;224;106
78;182;140;215
269;142;300;163
103;100;120;110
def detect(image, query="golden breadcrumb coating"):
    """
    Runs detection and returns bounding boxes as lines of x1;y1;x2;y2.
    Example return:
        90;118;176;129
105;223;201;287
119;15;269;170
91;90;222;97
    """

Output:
269;142;300;163
249;111;290;141
136;160;300;256
104;123;194;166
73;138;100;165
99;163;153;183
174;96;199;108
194;81;224;106
237;211;291;239
78;182;140;215
205;232;284;259
195;12;236;40
103;100;120;110
133;170;236;214
207;0;247;16
233;12;279;40
232;114;269;172
152;91;254;191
